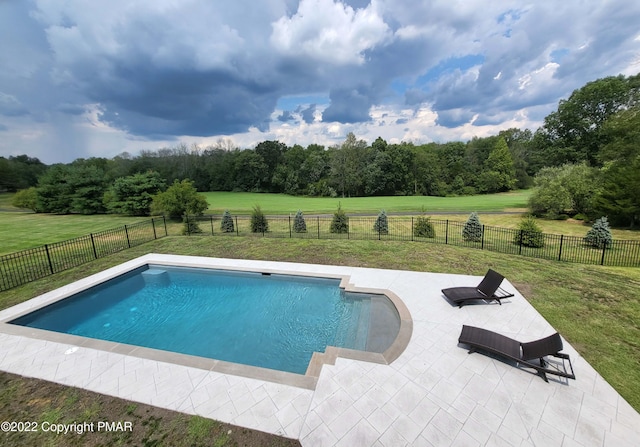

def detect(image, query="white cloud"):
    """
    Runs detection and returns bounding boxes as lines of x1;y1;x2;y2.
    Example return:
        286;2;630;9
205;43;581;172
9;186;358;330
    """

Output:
271;0;391;64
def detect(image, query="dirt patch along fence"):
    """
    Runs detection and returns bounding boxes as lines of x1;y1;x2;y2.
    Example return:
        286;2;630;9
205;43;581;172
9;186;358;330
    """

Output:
183;214;640;268
0;217;167;292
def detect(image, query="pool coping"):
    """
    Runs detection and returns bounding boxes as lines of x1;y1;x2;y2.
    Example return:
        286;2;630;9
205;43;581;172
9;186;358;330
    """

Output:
0;253;413;390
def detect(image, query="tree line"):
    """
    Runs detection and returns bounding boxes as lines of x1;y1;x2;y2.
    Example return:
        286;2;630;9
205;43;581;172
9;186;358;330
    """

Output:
3;73;639;227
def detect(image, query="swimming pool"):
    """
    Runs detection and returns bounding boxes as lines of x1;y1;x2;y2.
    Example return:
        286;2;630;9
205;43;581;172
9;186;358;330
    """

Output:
3;255;412;386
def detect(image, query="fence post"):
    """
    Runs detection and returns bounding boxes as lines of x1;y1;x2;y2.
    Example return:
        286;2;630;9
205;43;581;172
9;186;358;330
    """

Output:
152;218;157;239
210;216;214;235
289;215;292;238
124;225;131;248
518;230;523;255
445;220;449;244
411;217;414;241
601;241;607;265
481;225;485;250
185;215;191;236
558;234;563;261
378;219;381;241
317;216;320;239
163;215;167;236
90;233;98;259
44;244;54;274
235;216;239;236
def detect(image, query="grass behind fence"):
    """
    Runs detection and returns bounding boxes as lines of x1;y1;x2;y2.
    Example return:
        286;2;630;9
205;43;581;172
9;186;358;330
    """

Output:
200;190;532;214
0;218;167;291
183;214;640;267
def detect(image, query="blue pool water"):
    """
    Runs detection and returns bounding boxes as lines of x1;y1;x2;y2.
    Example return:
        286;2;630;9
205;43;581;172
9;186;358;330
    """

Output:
11;265;395;374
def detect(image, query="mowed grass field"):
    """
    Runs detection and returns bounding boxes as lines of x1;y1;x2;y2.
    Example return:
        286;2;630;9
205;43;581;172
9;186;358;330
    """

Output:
0;213;149;255
201;190;532;214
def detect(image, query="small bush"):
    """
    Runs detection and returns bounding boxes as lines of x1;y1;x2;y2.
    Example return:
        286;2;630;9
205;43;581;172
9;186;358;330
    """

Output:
414;215;436;238
293;210;307;233
181;215;202;235
584;216;613;249
250;205;269;233
373;210;389;235
462;212;483;242
220;210;234;233
330;203;349;234
11;187;39;212
514;216;544;248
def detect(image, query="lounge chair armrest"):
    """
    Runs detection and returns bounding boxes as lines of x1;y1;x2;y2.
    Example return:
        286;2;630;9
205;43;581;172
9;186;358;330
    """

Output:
545;352;576;380
494;287;514;299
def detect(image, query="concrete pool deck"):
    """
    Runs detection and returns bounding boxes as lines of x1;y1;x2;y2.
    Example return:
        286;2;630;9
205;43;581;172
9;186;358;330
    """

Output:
0;255;638;446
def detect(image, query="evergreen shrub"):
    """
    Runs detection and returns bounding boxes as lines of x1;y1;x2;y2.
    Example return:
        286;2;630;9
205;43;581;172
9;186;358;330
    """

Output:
220;210;234;233
462;212;483;242
250;205;269;233
181;215;202;235
414;215;436;238
514;215;544;248
293;210;307;233
373;210;389;235
330;203;349;234
584;216;613;249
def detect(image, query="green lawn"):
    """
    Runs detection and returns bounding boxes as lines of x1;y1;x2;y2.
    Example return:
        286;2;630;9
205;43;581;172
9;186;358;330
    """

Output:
201;190;531;214
0;193;15;209
1;236;639;414
0;212;150;255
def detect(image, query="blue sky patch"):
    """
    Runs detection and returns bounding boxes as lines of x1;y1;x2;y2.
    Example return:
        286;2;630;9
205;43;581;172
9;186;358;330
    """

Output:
551;48;570;63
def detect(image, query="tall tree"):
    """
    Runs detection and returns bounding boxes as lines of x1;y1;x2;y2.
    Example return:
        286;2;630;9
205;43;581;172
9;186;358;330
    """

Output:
593;107;640;227
233;150;269;191
0;155;47;191
255;140;287;191
475;137;516;193
329;132;367;197
499;128;534;188
534;74;640;167
413;143;446;196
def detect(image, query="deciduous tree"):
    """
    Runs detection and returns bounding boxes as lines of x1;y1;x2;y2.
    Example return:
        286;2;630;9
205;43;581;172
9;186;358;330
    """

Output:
150;179;208;218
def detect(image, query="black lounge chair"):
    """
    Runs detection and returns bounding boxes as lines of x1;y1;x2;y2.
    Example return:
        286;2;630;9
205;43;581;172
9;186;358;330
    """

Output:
458;325;576;382
441;269;514;307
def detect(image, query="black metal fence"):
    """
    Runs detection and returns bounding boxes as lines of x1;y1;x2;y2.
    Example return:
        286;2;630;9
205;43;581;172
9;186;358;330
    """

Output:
2;214;637;292
0;217;167;292
183;214;640;267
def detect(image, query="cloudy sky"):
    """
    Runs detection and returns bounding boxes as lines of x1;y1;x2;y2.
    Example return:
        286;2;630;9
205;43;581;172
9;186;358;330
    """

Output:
1;0;639;164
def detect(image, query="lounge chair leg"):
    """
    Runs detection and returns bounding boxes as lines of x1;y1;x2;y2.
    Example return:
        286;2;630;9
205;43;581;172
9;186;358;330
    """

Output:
539;358;549;382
